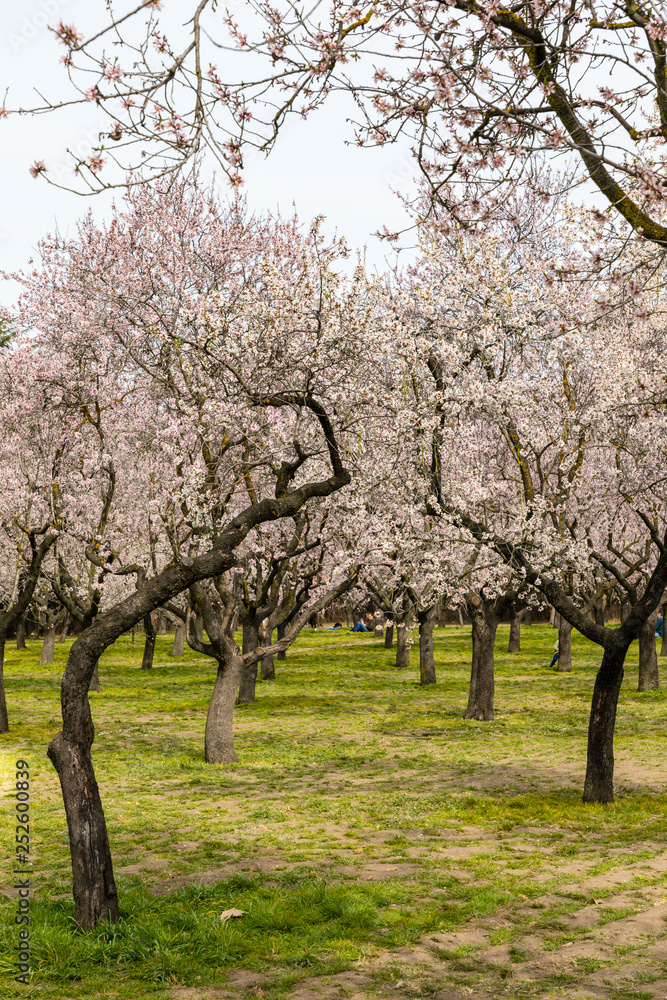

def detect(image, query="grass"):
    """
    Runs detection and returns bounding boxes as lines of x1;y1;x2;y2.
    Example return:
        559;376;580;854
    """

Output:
1;624;667;999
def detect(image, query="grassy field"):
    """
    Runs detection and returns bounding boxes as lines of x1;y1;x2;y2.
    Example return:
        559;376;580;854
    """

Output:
1;624;667;1000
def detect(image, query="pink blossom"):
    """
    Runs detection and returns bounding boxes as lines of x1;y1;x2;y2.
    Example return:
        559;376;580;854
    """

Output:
54;22;83;47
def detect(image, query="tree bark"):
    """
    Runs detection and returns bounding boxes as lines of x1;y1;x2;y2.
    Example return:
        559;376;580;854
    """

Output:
205;657;242;763
395;623;410;669
0;633;8;733
373;612;384;640
40;625;57;666
594;599;605;627
58;618;69;642
16;617;27;650
638;608;660;691
418;608;437;685
47;729;118;928
464;598;496;721
141;613;156;670
171;621;185;656
557;618;573;672
260;625;275;679
508;605;521;653
276;621;287;660
238;619;259;703
384;623;394;648
583;640;629;803
89;660;101;693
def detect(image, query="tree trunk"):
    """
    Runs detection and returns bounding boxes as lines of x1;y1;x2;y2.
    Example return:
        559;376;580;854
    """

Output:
373;612;384;640
171;622;185;656
508;605;521;653
238;620;259;703
418;609;437;685
0;633;8;733
583;640;629;804
276;621;287;660
395;623;410;669
89;660;101;693
16;617;27;650
557;618;573;672
47;730;118;928
549;605;556;627
194;612;205;644
437;602;447;627
260;625;275;679
40;625;57;666
464;599;496;721
620;599;630;623
638;608;660;691
345;607;355;628
205;657;242;763
384;623;394;648
594;599;605;627
157;612;167;635
58;618;69;642
457;607;464;627
141;613;156;670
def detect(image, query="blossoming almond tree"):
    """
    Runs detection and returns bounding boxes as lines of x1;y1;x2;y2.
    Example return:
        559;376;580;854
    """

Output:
14;179;389;928
392;222;667;803
12;1;667;251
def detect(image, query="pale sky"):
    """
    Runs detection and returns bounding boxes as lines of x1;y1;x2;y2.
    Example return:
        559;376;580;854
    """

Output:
0;1;418;311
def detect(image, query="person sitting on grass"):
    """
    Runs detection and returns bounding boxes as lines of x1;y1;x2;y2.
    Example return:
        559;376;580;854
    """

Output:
351;620;371;633
325;622;343;631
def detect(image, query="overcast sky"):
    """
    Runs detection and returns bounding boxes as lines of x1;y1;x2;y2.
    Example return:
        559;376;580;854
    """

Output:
0;0;418;311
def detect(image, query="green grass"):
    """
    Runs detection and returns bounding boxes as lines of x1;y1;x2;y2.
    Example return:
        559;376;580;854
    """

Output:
1;624;666;999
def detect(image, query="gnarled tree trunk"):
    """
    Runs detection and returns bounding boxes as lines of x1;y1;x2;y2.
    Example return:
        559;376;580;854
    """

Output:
40;625;57;666
384;623;394;648
89;660;101;693
583;639;629;804
171;621;185;656
205;656;242;763
395;623;410;669
638;609;659;691
557;618;573;673
594;599;605;628
464;597;497;721
16;617;27;650
276;621;287;660
260;624;275;680
508;604;521;653
418;607;437;685
47;637;118;929
238;619;259;703
141;613;156;670
0;633;8;733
